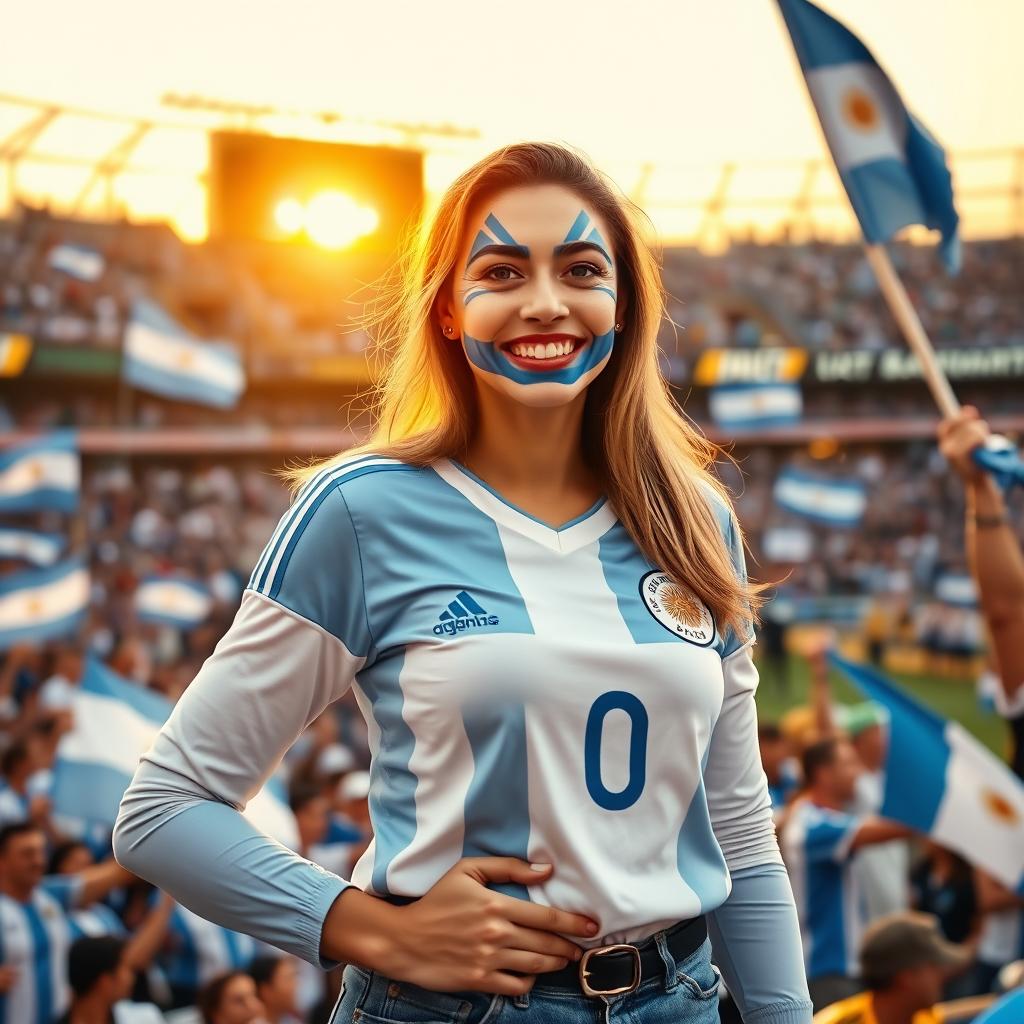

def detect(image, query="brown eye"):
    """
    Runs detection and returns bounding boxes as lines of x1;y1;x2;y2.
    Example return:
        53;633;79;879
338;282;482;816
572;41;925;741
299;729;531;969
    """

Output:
568;263;604;279
483;265;521;282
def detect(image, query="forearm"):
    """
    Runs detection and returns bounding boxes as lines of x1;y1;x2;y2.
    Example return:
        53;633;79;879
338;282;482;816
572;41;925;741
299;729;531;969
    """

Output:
122;897;174;972
967;478;1024;614
113;757;350;967
707;863;812;1024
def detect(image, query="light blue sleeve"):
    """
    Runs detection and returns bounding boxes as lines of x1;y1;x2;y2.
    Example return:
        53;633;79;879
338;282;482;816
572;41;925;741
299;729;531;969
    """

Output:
707;863;813;1024
113;485;374;968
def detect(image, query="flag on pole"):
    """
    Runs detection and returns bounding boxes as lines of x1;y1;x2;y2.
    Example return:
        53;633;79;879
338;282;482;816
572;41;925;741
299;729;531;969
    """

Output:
53;658;297;847
0;333;33;377
708;383;802;430
776;0;959;271
0;557;89;650
123;299;246;409
135;577;213;629
0;528;64;567
0;431;80;513
48;243;106;282
773;468;867;526
830;653;1024;893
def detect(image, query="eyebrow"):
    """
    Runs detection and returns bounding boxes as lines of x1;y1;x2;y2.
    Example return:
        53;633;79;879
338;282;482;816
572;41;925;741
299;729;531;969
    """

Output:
553;240;612;264
466;243;530;268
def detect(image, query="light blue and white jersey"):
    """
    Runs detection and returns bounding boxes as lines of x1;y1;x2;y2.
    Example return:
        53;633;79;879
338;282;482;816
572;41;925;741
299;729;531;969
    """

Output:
781;800;865;979
0;876;81;1024
68;900;127;942
160;903;256;995
0;783;27;827
115;456;791;986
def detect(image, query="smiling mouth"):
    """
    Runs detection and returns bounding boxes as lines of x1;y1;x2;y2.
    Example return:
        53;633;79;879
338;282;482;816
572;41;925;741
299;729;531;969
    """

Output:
499;337;588;369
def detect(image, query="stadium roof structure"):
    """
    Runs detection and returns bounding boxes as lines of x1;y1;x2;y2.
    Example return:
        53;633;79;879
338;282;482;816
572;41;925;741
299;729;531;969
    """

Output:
1;92;1022;249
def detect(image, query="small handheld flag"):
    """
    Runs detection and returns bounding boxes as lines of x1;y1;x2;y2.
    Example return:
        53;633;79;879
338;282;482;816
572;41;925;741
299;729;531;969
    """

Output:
708;383;802;431
0;431;80;513
776;0;959;271
135;577;213;630
773;468;867;527
0;557;89;650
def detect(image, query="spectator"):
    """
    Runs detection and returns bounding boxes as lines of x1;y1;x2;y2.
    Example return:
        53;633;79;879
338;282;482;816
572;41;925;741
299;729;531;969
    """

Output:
249;956;301;1024
812;911;973;1024
781;738;915;1011
758;721;800;813
58;935;164;1024
198;971;266;1024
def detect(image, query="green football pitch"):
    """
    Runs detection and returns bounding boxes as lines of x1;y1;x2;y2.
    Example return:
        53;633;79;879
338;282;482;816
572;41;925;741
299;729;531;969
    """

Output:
753;655;1009;758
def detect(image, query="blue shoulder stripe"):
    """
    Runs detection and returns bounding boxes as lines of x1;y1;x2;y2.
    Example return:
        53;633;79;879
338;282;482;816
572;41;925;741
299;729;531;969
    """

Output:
263;463;417;601
250;455;396;594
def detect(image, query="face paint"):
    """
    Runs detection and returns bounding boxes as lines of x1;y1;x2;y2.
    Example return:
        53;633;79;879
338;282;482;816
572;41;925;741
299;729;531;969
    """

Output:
459;206;617;389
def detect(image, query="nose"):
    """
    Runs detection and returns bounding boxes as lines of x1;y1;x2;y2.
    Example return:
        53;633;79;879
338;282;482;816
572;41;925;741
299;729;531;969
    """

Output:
520;272;570;324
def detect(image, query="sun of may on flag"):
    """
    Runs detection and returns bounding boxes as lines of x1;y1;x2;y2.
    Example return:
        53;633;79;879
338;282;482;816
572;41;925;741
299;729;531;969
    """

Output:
776;0;960;271
0;430;80;513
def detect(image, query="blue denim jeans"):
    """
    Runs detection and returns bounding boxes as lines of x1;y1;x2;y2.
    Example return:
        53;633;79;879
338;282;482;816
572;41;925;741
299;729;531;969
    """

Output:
330;935;722;1024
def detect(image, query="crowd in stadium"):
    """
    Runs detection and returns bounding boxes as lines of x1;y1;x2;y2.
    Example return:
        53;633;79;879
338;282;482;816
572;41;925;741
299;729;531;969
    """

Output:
1;207;1023;1024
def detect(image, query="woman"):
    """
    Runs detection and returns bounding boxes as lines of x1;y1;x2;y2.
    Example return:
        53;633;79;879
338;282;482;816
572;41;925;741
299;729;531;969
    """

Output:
114;143;812;1023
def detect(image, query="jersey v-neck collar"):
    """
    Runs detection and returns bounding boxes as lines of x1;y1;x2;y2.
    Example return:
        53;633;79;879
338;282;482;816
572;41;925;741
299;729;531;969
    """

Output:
433;458;617;554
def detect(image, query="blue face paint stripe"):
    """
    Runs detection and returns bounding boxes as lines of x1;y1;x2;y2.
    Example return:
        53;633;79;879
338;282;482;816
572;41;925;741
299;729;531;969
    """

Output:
483;213;519;246
469;229;497;261
24;901;53;1024
463;289;490;306
593;286;616;302
563;210;591;242
463;328;614;387
585;225;609;249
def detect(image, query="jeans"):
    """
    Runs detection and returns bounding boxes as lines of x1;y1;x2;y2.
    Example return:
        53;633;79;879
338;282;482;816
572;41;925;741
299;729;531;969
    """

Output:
330;935;722;1024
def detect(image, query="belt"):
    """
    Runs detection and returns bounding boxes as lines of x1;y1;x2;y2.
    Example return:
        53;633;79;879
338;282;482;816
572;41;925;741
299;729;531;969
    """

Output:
540;915;707;998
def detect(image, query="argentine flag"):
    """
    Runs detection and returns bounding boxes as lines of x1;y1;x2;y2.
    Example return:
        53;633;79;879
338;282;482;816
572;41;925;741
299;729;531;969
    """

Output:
935;573;978;608
0;431;79;513
973;990;1024;1024
773;467;867;526
48;242;105;282
831;654;1024;894
135;577;213;629
123;299;245;409
777;0;959;271
54;658;297;846
708;383;802;430
0;528;64;567
0;557;89;650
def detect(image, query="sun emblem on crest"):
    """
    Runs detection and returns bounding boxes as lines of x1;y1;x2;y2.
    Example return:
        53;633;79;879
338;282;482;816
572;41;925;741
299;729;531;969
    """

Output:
982;788;1019;825
639;571;716;647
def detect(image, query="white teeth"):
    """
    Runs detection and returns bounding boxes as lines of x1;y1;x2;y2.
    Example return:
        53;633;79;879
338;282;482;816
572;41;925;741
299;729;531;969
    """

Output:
509;340;578;359
545;342;557;358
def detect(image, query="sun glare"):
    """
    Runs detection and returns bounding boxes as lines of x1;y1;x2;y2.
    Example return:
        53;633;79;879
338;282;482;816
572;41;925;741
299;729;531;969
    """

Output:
303;190;380;250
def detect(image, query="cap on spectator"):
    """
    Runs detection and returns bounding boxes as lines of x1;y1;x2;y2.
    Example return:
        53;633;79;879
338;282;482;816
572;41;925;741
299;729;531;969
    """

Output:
860;912;970;986
317;743;355;778
338;770;371;802
836;702;888;737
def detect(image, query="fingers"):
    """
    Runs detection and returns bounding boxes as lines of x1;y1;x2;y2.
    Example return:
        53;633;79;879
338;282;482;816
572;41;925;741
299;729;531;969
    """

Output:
494;949;572;975
501;895;599;938
461;857;553;888
475;972;536;998
505;924;583;963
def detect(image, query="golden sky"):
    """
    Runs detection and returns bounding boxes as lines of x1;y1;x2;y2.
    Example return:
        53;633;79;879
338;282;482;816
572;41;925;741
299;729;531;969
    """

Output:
1;0;1021;242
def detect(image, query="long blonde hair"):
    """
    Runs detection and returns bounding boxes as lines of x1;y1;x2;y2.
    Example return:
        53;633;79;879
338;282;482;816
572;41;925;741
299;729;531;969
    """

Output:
287;142;767;640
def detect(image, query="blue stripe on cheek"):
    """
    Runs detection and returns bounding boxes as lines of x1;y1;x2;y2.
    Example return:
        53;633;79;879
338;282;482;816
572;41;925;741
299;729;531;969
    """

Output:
593;286;616;302
462;328;614;386
463;289;491;306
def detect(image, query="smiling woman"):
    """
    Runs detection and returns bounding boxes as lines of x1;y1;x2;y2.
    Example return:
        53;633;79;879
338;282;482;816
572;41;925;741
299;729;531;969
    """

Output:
113;142;814;1024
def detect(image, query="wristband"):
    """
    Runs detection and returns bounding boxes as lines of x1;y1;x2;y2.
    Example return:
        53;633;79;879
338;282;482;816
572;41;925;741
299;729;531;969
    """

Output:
971;512;1010;529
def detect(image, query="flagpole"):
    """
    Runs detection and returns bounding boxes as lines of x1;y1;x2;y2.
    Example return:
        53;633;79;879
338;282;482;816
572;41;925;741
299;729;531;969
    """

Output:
862;244;960;419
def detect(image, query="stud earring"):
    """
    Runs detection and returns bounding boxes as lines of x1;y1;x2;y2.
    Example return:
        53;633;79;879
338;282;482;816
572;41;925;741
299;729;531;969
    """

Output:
615;322;623;332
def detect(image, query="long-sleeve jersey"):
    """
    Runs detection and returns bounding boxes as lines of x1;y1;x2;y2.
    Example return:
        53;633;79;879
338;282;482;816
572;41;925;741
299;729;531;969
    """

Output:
114;453;811;1021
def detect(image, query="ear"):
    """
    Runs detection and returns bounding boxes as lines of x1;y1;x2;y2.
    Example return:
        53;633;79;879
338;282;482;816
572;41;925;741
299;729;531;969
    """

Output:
437;294;459;339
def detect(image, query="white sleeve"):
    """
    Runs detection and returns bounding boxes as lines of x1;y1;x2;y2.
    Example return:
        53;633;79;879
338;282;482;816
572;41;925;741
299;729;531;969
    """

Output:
704;640;782;872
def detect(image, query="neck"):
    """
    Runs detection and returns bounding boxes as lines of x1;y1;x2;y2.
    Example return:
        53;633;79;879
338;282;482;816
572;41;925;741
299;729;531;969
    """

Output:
68;993;112;1024
809;787;846;812
871;988;922;1024
0;877;35;903
464;390;592;495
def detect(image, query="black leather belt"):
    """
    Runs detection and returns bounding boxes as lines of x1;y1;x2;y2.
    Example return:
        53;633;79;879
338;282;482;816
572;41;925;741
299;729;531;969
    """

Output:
539;915;707;997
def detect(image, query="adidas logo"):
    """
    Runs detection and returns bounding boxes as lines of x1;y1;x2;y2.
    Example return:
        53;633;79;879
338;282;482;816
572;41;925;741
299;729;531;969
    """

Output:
432;590;500;637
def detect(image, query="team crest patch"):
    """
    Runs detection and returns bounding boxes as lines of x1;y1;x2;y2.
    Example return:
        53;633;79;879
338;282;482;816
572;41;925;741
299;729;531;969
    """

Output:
639;571;716;647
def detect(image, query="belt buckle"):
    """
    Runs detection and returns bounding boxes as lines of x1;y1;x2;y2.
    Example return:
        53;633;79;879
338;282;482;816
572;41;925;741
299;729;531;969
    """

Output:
578;943;642;998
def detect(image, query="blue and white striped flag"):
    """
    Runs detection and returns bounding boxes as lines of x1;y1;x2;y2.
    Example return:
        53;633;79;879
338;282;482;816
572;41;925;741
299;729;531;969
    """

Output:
0;557;89;650
773;468;867;526
135;577;213;629
54;658;297;846
831;653;1024;894
48;242;105;282
123;299;246;409
0;528;64;567
0;431;79;513
708;383;802;430
777;0;960;271
935;573;978;608
973;990;1024;1024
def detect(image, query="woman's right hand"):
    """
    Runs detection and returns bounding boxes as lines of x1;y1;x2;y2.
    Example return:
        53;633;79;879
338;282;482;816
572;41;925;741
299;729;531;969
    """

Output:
323;857;600;996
